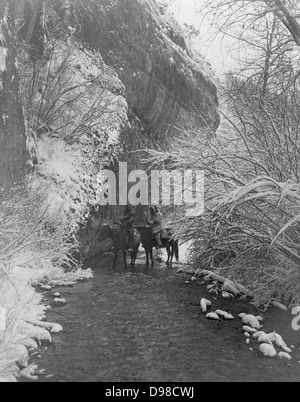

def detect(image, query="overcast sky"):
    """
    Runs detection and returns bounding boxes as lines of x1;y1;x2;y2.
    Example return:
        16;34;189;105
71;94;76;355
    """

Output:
167;0;239;75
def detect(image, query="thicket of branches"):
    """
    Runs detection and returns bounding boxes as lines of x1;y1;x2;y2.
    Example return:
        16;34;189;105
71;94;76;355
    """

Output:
20;40;115;148
18;4;118;152
0;181;78;348
143;0;300;307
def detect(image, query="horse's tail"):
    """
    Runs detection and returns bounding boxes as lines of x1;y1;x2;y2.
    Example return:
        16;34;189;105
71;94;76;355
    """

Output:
174;242;179;262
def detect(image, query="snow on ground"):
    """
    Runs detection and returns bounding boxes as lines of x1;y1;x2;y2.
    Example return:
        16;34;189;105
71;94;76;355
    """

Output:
181;264;296;363
0;40;129;381
0;264;93;382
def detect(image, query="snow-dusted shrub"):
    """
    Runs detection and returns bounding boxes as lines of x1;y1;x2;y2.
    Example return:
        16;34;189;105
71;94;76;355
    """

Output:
142;124;300;309
20;35;126;147
0;181;79;351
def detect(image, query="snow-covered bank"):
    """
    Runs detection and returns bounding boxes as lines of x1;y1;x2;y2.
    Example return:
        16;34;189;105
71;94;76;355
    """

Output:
0;40;125;381
0;264;93;382
0;37;131;382
177;264;298;364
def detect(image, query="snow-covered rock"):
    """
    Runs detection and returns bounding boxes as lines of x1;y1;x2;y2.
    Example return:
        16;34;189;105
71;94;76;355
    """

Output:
278;352;292;361
19;338;39;351
259;343;277;358
242;315;261;330
267;332;292;353
215;310;234;320
242;326;258;334
20;322;52;344
50;324;63;334
53;298;67;306
271;301;288;311
40;285;52;291
26;319;63;334
200;298;212;313
252;331;266;339
257;334;273;345
221;280;239;297
206;312;220;320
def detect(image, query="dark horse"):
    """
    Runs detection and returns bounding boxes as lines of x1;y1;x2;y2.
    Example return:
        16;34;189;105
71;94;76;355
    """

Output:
135;226;179;267
99;224;141;269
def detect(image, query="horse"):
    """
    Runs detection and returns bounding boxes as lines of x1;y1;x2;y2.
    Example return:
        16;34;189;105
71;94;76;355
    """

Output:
98;224;141;269
135;226;179;267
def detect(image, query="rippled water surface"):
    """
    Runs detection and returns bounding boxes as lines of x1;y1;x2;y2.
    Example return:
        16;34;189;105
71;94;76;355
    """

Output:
29;254;300;382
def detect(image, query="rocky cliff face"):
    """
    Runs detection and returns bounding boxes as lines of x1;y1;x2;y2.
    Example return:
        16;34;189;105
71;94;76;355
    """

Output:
17;0;219;258
18;0;219;139
70;0;219;138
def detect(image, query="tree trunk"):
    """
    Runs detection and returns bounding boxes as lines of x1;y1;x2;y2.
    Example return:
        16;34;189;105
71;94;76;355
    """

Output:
17;0;45;60
0;0;26;188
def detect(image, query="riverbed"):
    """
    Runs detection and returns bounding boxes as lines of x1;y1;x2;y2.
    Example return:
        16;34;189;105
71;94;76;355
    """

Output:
25;253;300;382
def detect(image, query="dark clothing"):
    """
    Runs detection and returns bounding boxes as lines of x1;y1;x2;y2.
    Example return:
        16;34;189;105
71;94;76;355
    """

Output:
120;210;135;248
120;212;134;231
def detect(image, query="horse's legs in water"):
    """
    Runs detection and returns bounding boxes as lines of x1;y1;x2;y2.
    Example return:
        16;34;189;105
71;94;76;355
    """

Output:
150;247;154;267
122;249;128;269
130;250;135;267
145;248;150;266
166;244;171;265
170;245;174;265
112;248;118;270
131;246;139;267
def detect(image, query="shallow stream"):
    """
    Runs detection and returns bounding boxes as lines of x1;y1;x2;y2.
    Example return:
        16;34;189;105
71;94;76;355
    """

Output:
27;253;300;382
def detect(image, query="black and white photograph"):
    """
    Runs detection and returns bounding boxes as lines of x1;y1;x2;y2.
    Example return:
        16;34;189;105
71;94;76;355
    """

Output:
0;0;300;385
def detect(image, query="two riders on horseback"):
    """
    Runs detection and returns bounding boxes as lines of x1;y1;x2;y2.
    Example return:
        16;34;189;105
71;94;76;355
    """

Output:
102;205;178;268
120;204;167;250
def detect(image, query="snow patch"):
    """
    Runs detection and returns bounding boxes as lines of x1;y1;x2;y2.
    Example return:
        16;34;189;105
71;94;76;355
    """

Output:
215;310;234;320
0;47;7;72
206;312;220;320
200;298;212;313
259;344;277;358
278;352;292;361
242;315;261;330
271;301;288;311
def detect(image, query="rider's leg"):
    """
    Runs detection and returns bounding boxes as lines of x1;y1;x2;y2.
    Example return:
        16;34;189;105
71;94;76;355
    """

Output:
127;228;135;249
155;233;163;247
